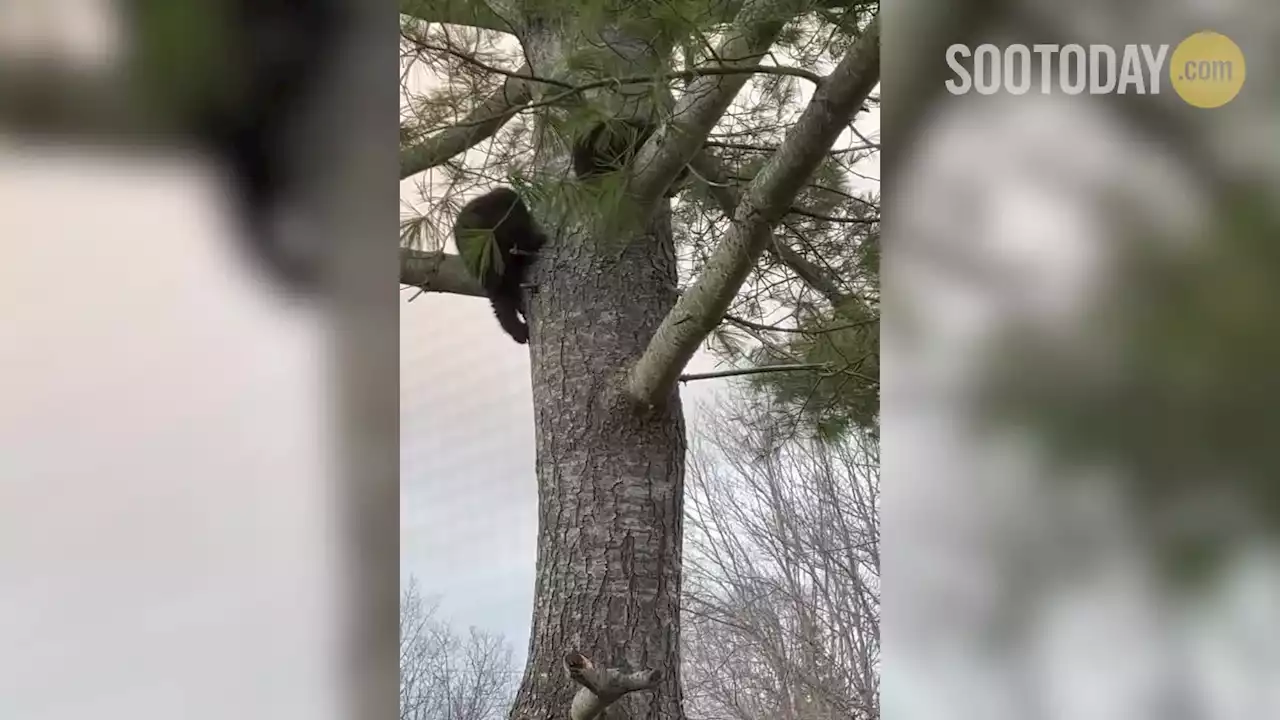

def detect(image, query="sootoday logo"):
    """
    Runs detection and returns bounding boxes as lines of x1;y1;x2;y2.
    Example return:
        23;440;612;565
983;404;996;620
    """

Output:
945;32;1246;108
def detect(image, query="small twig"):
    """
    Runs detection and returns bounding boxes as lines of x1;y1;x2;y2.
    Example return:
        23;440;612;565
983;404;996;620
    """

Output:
679;363;832;383
705;140;878;156
784;206;879;225
412;66;831;135
722;315;876;335
723;314;799;334
403;37;575;89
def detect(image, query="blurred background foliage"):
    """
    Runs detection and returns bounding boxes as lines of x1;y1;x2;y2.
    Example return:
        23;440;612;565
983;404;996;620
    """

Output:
984;186;1280;586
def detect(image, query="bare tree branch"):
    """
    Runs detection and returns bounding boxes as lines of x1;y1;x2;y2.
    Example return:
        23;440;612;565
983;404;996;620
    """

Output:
626;17;881;407
725;314;878;335
562;652;661;720
706;140;879;155
400;580;517;720
679;363;832;383
400;249;484;297
682;398;880;720
692;64;828;85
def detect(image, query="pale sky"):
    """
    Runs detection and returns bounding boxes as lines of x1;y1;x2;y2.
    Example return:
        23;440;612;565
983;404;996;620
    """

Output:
398;290;726;652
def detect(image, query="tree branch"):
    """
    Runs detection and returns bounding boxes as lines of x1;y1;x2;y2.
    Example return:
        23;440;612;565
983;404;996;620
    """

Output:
627;0;815;205
398;59;845;182
692;151;879;225
723;315;875;335
399;0;515;34
626;15;880;408
563;652;661;720
402;38;574;89
705;140;879;155
679;363;832;383
688;64;827;86
399;62;535;179
689;151;854;308
399;249;484;297
771;230;855;305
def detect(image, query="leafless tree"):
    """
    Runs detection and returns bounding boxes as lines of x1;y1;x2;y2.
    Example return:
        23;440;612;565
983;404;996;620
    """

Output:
681;392;879;720
400;579;518;720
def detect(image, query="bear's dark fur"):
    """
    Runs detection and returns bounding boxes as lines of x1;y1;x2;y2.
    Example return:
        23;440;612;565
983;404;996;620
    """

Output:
452;188;548;344
571;119;689;196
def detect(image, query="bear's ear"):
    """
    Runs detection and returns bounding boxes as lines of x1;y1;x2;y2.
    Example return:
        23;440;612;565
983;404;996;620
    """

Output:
571;119;664;182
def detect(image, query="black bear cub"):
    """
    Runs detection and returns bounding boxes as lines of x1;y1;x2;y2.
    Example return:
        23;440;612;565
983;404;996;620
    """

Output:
452;188;548;344
571;119;689;195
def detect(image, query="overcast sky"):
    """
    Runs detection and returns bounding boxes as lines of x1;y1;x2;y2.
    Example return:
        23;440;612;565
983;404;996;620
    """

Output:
399;289;726;653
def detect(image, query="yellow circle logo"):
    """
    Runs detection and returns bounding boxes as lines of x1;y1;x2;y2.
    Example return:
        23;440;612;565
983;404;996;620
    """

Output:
1169;31;1246;108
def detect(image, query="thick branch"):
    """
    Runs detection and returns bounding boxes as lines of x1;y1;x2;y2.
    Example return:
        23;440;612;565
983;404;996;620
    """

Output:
563;652;661;720
689;152;854;308
399;249;484;297
771;232;853;304
627;0;813;205
399;0;513;33
626;16;880;407
399;63;535;179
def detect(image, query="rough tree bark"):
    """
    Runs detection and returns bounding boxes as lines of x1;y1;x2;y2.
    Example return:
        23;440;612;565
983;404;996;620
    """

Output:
516;210;689;720
400;3;879;719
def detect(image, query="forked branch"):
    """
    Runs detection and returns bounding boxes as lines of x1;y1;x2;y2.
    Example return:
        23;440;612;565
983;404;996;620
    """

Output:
627;0;815;206
625;15;881;408
563;651;661;720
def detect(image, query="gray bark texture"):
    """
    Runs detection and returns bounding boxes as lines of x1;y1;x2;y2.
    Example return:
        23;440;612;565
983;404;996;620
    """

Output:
491;8;702;720
513;209;688;720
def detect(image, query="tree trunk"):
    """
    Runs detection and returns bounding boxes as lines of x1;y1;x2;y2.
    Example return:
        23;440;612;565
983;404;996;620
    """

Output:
510;206;688;720
400;4;879;715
